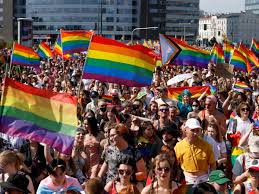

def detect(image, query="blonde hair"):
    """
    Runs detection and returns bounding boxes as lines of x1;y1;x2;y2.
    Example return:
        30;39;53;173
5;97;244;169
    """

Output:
0;150;23;170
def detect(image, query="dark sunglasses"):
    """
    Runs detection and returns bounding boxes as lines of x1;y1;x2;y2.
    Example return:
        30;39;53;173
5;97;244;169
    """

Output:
241;108;249;112
160;108;169;112
118;169;132;176
192;105;198;107
157;167;170;173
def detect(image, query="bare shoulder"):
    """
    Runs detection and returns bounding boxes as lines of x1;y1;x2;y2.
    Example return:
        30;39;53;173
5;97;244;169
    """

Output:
141;184;153;194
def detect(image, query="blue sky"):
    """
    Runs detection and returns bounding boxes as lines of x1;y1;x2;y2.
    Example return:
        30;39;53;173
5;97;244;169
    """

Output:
200;0;245;13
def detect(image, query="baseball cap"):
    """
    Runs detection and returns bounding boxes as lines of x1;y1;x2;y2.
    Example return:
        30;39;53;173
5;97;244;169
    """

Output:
209;170;230;185
248;159;259;171
184;118;202;129
90;91;98;98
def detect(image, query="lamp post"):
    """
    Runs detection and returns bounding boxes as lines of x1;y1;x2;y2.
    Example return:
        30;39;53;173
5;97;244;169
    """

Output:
131;26;158;44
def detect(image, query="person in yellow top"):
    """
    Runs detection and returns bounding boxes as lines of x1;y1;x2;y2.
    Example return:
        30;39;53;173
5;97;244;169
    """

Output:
174;118;216;185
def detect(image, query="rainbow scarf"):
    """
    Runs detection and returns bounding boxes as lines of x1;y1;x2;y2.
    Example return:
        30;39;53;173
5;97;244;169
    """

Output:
83;35;157;87
223;40;235;63
12;43;40;68
0;78;78;154
38;42;53;58
60;30;93;55
230;49;251;73
210;43;225;64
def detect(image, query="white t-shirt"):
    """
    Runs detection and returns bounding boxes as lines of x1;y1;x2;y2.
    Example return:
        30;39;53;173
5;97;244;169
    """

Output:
235;116;252;137
215;141;227;158
203;135;220;161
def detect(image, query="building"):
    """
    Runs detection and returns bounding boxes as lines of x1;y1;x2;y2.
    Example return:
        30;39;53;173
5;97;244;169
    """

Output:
26;0;140;42
245;0;259;14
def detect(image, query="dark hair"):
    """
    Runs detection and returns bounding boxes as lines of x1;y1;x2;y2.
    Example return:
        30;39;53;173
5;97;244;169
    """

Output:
84;113;99;137
193;182;217;194
48;158;66;175
85;178;104;194
236;102;251;117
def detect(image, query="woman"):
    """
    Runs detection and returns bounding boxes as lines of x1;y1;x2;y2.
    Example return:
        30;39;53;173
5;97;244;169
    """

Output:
0;151;35;194
187;100;200;119
177;90;192;118
141;153;179;194
206;122;227;170
105;159;140;194
146;101;159;120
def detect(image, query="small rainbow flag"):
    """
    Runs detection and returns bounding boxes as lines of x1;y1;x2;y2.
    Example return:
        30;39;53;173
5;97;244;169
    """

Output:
12;43;40;68
0;78;78;154
60;30;93;55
168;86;210;101
233;82;251;91
161;35;211;68
239;43;258;68
101;95;113;103
83;35;157;87
250;38;259;57
230;49;251;73
53;35;71;60
210;43;225;64
38;42;53;58
223;40;235;63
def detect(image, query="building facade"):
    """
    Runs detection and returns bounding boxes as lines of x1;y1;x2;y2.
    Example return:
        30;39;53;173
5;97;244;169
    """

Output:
245;0;259;14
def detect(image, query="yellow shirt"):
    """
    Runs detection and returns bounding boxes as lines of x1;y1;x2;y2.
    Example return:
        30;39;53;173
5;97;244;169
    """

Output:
174;137;216;173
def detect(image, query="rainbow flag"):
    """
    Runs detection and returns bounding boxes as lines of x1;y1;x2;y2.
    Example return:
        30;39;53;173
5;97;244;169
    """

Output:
53;35;71;60
60;30;93;55
233;82;251;91
210;43;225;64
250;38;259;56
38;42;53;58
239;43;258;68
230;49;251;73
12;43;40;68
83;35;157;87
223;40;235;63
161;35;211;68
168;86;210;101
101;95;113;103
0;78;78;154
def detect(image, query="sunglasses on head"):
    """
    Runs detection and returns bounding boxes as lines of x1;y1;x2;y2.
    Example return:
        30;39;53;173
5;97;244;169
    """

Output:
118;169;132;176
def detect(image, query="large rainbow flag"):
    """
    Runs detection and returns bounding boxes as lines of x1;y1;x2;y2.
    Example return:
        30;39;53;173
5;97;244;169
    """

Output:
38;42;53;59
12;43;40;68
83;35;157;87
250;38;259;57
210;43;225;64
0;78;78;154
230;49;251;73
60;30;93;55
239;43;258;68
223;40;235;63
168;86;210;101
161;35;211;68
52;35;71;60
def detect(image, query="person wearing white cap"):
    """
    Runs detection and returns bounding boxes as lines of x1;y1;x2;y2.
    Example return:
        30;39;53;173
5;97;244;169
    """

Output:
174;118;216;185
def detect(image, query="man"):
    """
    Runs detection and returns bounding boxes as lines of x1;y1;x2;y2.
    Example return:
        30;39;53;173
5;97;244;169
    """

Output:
209;170;230;194
198;95;227;135
174;118;216;184
86;91;99;114
0;173;31;194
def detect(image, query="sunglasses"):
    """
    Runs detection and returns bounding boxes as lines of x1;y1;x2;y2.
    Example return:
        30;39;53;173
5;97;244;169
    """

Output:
160;108;169;112
118;169;132;176
157;167;170;173
241;108;249;112
192;105;198;107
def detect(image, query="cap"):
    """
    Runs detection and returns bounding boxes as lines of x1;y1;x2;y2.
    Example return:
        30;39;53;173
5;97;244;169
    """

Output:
209;170;230;185
184;118;202;129
0;173;31;193
248;159;259;171
90;91;98;98
248;136;259;153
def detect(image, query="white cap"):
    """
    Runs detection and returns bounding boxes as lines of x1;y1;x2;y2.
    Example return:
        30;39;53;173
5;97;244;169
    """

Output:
185;118;202;130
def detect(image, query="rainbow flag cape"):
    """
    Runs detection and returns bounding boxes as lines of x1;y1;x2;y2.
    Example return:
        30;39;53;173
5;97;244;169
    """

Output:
210;43;225;64
38;42;53;59
223;40;235;63
53;35;71;60
239;43;258;68
83;35;157;87
0;78;78;154
250;38;259;57
168;86;210;101
230;49;251;73
60;30;93;55
160;35;211;68
12;43;40;68
232;82;251;91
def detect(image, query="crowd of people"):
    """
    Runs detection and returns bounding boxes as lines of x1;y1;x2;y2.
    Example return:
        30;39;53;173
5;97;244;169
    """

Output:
0;44;258;194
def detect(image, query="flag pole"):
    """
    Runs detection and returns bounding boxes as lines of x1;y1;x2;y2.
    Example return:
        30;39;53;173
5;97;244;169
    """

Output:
8;42;15;78
76;31;94;98
60;29;65;74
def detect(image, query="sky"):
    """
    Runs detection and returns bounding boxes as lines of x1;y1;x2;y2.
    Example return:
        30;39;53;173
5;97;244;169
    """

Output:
200;0;245;13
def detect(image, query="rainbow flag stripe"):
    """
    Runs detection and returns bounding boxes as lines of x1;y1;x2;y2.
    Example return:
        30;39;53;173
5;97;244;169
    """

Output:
168;86;210;101
166;36;211;68
12;43;40;68
233;82;251;91
223;40;235;63
38;42;53;58
239;43;258;68
0;78;78;154
210;43;225;64
230;49;250;72
53;35;71;60
83;35;157;87
60;30;93;55
251;38;259;56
